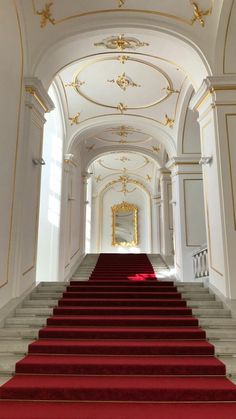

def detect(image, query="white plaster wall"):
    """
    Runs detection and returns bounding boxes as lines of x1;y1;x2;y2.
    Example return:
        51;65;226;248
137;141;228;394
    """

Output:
0;2;24;308
182;109;201;155
99;188;151;253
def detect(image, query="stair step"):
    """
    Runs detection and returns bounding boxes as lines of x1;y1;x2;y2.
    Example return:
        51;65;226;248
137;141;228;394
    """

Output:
15;355;225;376
39;326;206;340
200;318;236;328
24;300;58;307
0;340;33;354
206;329;236;339
1;375;236;402
187;300;222;308
0;329;39;339
0;355;23;374
28;339;215;356
213;341;236;355
46;315;199;327
16;308;53;316
192;308;231;317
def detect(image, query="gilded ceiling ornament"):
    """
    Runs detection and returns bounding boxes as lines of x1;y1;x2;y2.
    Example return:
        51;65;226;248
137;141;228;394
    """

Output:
94;35;149;51
65;81;85;89
108;72;141;91
162;86;180;94
190;1;212;27
110;125;135;137
116;156;131;163
146;174;152;181
36;2;55;28
164;114;175;128
119;137;127;144
118;55;130;64
117;0;126;7
86;144;95;151
103;177;150;196
152;145;161;153
95;175;102;182
69;112;80;125
117;103;127;113
117;176;136;195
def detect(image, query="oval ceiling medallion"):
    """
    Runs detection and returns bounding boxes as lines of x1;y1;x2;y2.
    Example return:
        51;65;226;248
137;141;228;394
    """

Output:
72;57;173;110
98;153;149;172
95;125;152;144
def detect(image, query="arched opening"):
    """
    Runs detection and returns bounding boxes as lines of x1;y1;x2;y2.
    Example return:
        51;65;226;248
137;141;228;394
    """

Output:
36;84;64;282
33;21;211;282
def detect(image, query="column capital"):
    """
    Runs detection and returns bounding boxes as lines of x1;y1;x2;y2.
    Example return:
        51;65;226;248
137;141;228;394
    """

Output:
189;76;236;114
159;168;171;180
25;77;55;115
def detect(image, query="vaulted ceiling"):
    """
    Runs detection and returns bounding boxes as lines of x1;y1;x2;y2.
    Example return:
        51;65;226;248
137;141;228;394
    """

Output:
16;0;234;171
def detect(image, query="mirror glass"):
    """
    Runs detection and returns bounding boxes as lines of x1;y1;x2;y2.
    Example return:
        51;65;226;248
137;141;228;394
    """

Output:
112;202;138;247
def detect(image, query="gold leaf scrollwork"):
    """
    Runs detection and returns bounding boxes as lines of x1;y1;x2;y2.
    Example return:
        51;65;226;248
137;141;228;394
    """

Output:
65;81;85;89
190;1;212;27
108;72;141;91
36;2;55;28
162;86;180;94
164;114;175;128
69;112;81;125
118;55;130;64
117;0;125;8
117;103;128;113
152;145;161;153
94;35;149;51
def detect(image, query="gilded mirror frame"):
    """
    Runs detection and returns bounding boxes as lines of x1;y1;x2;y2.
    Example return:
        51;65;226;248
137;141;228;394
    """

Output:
111;201;138;247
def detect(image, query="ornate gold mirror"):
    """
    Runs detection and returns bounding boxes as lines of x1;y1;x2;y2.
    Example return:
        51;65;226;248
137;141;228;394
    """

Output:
112;201;138;247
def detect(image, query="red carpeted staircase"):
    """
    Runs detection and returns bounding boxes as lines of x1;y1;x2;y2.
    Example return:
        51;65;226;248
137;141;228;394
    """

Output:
1;253;236;418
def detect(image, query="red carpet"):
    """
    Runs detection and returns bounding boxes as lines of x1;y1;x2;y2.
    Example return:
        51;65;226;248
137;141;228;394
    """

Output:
1;253;236;418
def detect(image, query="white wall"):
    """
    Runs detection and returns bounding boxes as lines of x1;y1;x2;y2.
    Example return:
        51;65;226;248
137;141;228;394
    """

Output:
0;2;25;308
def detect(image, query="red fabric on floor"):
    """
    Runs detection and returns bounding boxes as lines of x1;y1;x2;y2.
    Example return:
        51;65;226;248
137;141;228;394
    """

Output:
1;253;236;418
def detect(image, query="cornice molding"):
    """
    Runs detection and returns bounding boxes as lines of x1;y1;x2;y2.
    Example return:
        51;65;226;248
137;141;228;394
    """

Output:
166;157;200;170
189;76;236;111
25;77;55;114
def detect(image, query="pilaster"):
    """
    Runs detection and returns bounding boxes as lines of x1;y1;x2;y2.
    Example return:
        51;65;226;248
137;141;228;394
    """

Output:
166;158;206;281
190;76;236;298
12;77;54;296
159;169;173;257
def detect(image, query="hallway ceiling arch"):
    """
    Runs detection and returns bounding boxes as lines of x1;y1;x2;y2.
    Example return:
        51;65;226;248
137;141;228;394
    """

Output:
16;1;232;161
89;150;159;199
19;0;228;81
